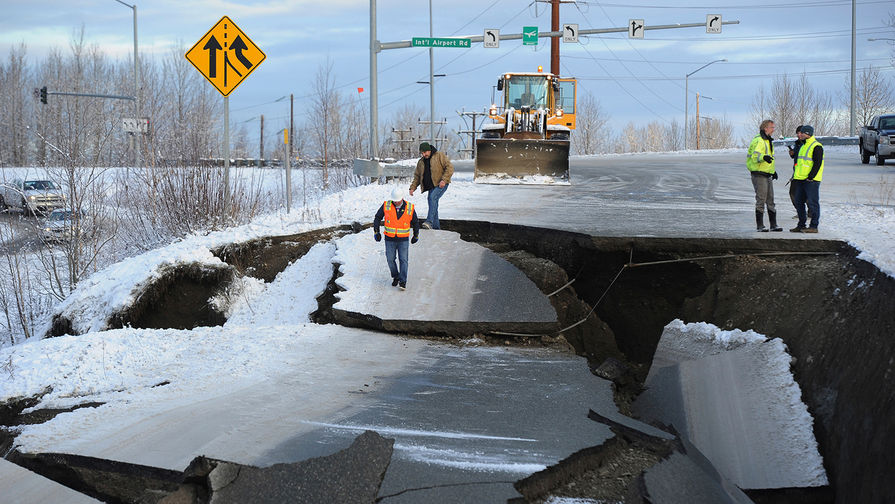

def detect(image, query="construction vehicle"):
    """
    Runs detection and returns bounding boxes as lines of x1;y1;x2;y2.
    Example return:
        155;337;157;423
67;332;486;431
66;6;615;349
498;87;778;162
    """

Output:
475;69;576;184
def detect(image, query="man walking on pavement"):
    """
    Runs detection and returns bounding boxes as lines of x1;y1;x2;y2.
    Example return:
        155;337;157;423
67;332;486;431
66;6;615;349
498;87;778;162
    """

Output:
790;125;824;233
374;187;420;290
410;142;453;230
747;119;782;232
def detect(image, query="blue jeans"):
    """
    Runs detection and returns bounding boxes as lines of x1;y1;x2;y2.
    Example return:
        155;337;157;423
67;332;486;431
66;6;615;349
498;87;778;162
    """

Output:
384;239;409;283
793;179;821;228
425;184;448;229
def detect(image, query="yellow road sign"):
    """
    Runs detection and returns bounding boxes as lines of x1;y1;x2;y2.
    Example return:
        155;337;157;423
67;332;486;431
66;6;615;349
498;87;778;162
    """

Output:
185;16;266;96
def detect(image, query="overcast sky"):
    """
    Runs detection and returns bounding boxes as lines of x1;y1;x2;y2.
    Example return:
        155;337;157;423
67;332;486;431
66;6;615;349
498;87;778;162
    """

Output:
2;0;894;154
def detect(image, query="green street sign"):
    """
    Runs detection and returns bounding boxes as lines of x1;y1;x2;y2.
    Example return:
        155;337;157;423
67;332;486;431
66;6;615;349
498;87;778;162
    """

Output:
412;37;471;48
523;26;539;45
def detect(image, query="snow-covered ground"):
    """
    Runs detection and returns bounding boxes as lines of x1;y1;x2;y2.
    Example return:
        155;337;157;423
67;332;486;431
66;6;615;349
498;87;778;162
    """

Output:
0;148;891;498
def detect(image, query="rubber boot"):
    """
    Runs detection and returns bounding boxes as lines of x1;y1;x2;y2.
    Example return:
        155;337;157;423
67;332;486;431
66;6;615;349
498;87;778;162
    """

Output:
756;211;768;232
768;211;783;232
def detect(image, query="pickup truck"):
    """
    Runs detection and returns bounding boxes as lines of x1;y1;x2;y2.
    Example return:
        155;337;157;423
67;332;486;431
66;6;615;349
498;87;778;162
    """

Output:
0;179;66;216
859;114;895;165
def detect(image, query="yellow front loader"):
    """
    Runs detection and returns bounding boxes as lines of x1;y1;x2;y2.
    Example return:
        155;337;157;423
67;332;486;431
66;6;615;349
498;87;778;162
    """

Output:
475;70;576;184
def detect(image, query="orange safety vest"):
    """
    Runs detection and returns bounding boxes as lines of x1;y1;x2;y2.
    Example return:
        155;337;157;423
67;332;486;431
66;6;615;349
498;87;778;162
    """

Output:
382;200;414;238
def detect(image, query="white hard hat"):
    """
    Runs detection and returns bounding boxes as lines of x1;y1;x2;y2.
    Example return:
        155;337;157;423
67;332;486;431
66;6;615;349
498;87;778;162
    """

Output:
390;187;405;202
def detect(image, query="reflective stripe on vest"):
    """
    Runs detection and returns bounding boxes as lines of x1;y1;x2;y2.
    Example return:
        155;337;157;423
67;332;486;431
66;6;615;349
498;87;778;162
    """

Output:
794;137;824;181
746;135;775;174
382;200;414;238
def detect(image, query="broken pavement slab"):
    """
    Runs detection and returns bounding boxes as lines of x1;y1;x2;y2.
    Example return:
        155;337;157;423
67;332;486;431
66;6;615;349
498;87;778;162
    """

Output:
161;430;393;504
332;229;558;335
633;320;828;491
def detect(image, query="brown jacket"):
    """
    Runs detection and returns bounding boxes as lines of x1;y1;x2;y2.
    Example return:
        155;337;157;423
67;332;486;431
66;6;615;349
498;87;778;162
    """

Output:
410;150;454;193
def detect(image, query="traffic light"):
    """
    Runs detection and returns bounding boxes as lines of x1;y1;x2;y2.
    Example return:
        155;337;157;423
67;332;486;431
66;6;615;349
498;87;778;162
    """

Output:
39;86;47;104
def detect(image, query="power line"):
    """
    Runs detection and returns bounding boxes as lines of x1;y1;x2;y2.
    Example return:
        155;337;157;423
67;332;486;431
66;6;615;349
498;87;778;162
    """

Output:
562;54;893;65
589;0;890;9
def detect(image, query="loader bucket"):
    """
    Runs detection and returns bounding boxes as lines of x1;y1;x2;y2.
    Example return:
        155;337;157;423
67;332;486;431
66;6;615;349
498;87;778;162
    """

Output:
474;138;570;184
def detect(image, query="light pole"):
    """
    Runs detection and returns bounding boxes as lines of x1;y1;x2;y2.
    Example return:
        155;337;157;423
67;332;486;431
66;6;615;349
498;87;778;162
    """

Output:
114;0;140;169
685;58;725;150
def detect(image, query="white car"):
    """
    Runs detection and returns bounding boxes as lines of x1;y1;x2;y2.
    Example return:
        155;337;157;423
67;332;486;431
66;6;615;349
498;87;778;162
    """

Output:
0;179;66;216
40;209;86;242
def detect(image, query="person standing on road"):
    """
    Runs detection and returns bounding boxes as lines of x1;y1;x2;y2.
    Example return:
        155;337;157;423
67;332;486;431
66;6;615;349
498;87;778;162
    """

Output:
373;187;420;290
790;125;824;233
787;125;805;216
747;119;782;232
410;142;453;230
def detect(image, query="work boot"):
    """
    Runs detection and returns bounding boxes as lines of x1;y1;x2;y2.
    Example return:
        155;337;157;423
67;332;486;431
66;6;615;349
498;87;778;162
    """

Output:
768;211;783;232
802;227;818;233
756;211;768;232
398;281;406;290
392;277;400;287
790;226;805;233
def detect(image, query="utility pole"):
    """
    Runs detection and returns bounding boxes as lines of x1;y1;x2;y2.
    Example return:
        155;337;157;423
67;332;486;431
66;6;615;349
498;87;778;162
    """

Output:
551;0;560;75
287;94;293;212
259;114;264;167
696;92;701;150
458;109;488;159
392;127;413;158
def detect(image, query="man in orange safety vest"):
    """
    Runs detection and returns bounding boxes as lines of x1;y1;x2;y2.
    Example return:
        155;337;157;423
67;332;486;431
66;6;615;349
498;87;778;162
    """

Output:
373;187;421;290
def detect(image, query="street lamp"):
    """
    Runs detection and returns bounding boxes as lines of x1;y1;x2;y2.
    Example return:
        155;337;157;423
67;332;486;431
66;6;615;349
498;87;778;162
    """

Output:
114;0;140;169
685;58;725;150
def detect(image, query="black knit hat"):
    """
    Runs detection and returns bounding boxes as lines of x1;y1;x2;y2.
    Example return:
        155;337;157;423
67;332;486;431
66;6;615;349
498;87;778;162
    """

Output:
801;125;814;136
795;125;803;134
419;142;432;152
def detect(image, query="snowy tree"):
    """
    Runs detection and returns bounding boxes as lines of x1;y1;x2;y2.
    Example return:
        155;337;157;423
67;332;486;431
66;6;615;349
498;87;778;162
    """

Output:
573;91;611;155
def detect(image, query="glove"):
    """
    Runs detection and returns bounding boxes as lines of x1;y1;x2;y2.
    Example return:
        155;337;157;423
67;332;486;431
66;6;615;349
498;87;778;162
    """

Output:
772;172;778;180
763;155;774;163
374;233;381;242
411;236;419;244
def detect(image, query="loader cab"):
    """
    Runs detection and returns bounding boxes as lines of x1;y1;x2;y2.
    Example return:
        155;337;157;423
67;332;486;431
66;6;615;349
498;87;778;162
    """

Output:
502;74;549;110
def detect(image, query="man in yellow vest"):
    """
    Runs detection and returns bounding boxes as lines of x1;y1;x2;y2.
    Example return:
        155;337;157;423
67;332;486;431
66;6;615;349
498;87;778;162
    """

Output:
373;187;420;290
790;125;824;233
746;119;782;232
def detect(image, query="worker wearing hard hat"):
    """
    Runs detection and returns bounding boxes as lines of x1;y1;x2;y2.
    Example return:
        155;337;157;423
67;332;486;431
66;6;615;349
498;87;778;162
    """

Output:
373;187;421;290
410;142;453;230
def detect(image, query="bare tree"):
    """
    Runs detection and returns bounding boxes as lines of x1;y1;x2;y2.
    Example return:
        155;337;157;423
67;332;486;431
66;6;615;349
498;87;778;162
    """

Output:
847;66;895;127
308;58;340;189
572;91;611;155
0;44;29;167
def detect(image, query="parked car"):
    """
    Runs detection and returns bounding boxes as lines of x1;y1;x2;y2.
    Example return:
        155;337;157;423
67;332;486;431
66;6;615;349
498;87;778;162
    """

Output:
40;209;86;242
0;179;66;216
859;114;895;165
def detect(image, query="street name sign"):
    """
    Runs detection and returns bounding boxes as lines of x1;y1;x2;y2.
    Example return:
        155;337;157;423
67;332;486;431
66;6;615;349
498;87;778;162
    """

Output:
412;37;471;48
185;16;266;96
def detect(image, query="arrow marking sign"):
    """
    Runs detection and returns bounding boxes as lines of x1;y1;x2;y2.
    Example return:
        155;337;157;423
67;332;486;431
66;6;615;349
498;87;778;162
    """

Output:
706;14;722;34
629;19;644;39
563;23;578;43
185;16;266;96
484;29;499;48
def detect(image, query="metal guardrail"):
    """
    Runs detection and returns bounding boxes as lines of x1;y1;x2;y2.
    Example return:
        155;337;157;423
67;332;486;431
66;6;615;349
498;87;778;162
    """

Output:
353;159;414;178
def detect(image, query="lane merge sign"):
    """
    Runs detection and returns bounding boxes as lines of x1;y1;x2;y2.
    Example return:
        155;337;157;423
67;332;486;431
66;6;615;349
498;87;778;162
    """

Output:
412;37;471;48
185;16;266;96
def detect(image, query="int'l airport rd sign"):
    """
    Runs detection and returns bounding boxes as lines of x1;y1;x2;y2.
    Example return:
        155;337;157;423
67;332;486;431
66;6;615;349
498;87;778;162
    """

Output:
412;37;471;48
185;16;266;96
